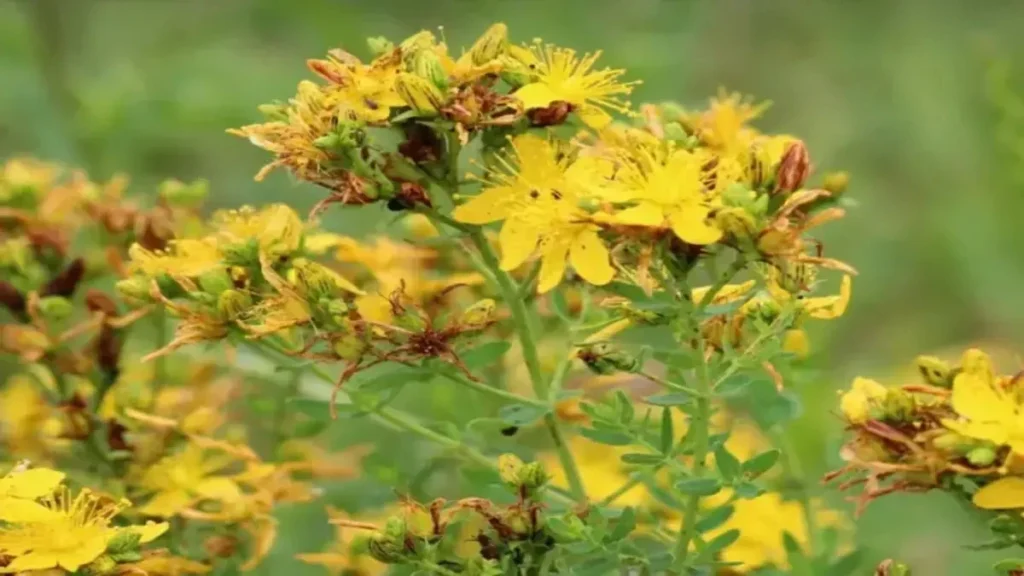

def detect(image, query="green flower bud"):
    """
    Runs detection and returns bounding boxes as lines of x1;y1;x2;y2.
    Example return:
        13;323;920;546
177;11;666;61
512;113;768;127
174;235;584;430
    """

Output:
412;50;449;91
915;355;953;388
159;178;209;209
967;446;998;467
198;268;233;296
395;73;445;115
457;298;496;331
217;289;252;321
333;334;368;361
467;23;508;65
291;260;341;300
823;171;850;196
37;295;73;322
84;555;118;575
394;309;428;332
367;532;404;564
880;389;915;423
578;343;639;375
106;530;142;554
663;122;688;143
116;277;153;302
366;36;395;57
498;453;526;488
220;238;260;267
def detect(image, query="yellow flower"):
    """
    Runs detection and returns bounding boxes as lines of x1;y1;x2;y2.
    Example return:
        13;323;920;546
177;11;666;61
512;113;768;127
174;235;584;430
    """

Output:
212;204;304;259
0;375;62;460
839;377;889;424
0;486;167;573
0;466;65;522
942;348;1024;455
612;147;723;245
513;43;638;128
453;134;615;292
705;493;848;572
120;551;211;576
135;444;242;518
228;80;336;182
320;49;407;122
127;239;222;279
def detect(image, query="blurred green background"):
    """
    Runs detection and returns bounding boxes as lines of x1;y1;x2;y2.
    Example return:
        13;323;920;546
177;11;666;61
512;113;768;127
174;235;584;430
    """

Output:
3;0;1024;573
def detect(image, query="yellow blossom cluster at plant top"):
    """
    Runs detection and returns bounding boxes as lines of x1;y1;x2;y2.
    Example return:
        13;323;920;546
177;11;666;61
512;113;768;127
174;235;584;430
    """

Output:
230;21;854;299
830;347;1024;515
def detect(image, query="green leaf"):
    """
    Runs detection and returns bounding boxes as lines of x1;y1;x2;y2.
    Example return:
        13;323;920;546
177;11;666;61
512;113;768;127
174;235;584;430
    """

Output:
714;376;752;398
460;341;512;370
498;403;549;426
733;481;765;499
701;529;740;557
290;418;329;438
288;397;363;419
580;428;633;446
644;392;693;406
827;552;865;576
695;504;734;533
993;559;1024;574
550;289;576;322
675;477;722;496
620;453;663;466
714;445;741;481
660;407;674;454
742;449;781;479
604;507;636;543
651;349;696;370
614;389;634;424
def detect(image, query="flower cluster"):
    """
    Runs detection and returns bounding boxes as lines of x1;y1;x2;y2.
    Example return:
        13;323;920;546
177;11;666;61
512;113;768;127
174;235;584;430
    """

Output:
830;348;1024;517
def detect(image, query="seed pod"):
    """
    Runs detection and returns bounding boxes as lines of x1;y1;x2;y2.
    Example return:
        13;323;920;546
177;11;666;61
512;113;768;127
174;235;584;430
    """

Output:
85;290;119;317
0;280;26;316
774;141;810;194
96;325;122;380
42;258;86;298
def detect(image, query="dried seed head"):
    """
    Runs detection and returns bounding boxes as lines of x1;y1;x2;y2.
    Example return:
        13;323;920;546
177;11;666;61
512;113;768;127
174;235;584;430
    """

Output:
42;258;86;298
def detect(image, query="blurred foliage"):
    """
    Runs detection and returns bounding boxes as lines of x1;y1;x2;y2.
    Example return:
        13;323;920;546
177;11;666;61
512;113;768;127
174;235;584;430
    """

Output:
2;0;1024;574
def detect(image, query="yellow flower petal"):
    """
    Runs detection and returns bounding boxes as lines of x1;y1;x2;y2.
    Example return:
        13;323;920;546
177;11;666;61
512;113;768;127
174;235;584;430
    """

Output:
498;218;541;272
130;521;170;544
576;104;613;129
4;551;58;572
141;489;194;518
537;239;571;293
616;202;664;227
668;205;722;245
452;186;513;224
195;477;242;501
951;369;1012;424
974;477;1024;510
57;534;109;572
569;229;614;286
0;498;59;522
804;275;852;320
514;82;561;109
0;467;65;498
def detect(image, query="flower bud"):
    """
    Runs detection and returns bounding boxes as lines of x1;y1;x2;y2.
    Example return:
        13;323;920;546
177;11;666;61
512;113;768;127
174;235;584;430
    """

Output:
498;56;531;89
468;23;508;65
395;73;445;114
291;260;341;299
84;554;118;575
714;207;758;241
41;258;86;298
498;453;526;487
333;334;368;361
577;343;638;375
967;446;998;467
159;178;208;209
217;289;252;321
220;238;260;267
457;298;496;331
116;277;152;302
37;296;73;322
412;50;449;92
931;431;973;454
881;389;915;423
915;355;952;388
198;268;233;296
774;141;810;194
839;377;887;424
782;328;810;357
366;36;395;57
398;30;436;54
823;171;850;196
0;280;26;316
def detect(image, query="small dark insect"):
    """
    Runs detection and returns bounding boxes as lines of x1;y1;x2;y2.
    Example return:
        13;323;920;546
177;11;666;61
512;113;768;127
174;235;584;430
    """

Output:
387;197;412;212
500;426;519;437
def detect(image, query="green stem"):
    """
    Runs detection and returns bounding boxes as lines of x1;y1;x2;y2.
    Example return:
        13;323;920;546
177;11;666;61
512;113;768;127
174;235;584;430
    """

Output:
598;467;663;507
638;370;704;398
774;430;818;558
695;255;747;312
437;134;587;502
439;370;545;408
672;342;712;571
